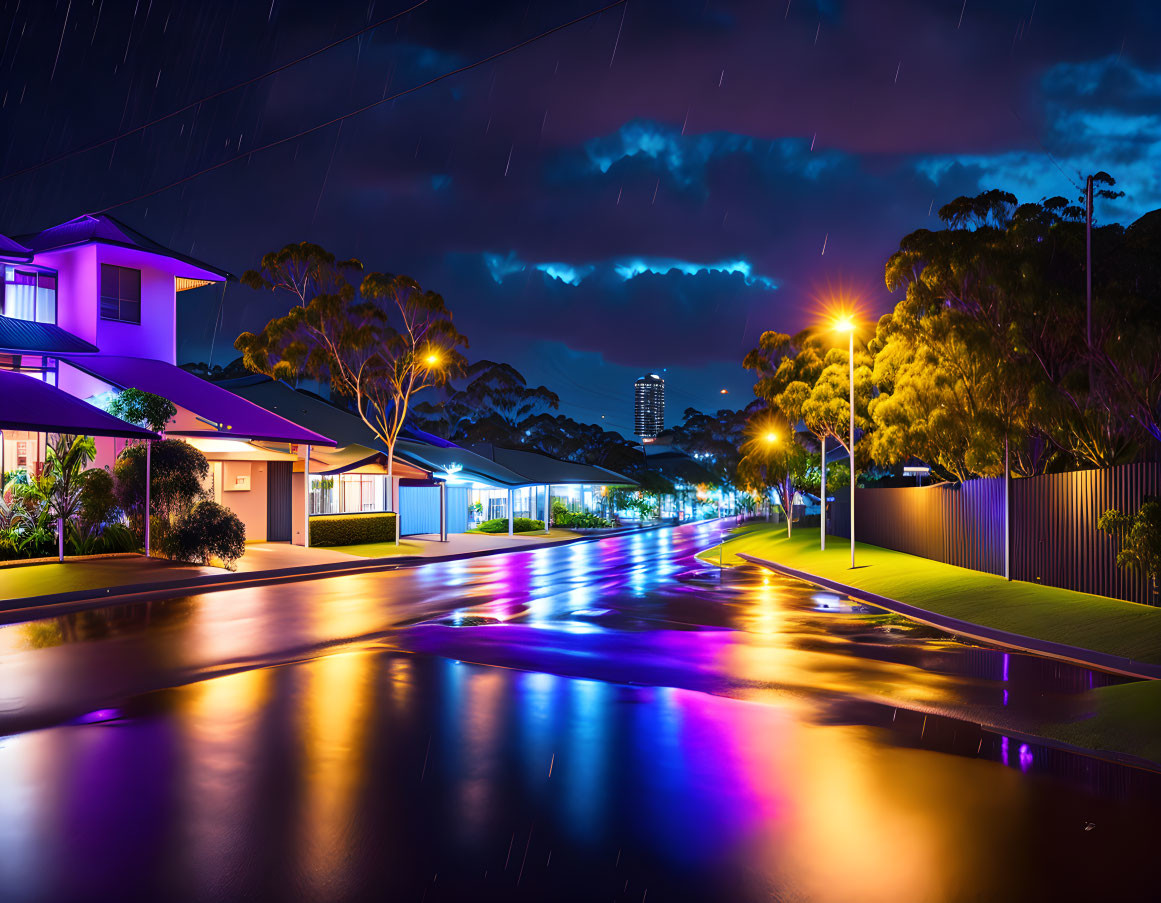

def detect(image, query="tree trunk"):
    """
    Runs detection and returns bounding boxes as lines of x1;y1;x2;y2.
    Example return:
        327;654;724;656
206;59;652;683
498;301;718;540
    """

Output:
387;449;398;546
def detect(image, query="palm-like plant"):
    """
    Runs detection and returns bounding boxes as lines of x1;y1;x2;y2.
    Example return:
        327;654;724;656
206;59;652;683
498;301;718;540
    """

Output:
42;434;97;560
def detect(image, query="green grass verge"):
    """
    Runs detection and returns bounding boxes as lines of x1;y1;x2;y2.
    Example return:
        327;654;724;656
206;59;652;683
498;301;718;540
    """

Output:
327;539;428;558
699;523;1161;666
1039;680;1161;765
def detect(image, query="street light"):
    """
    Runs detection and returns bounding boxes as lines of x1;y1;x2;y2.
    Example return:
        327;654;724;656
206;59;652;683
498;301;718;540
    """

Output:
424;351;441;367
764;431;778;445
835;315;856;568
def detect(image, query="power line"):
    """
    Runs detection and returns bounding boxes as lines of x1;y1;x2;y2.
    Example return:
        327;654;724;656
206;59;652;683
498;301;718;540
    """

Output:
0;0;431;184
94;0;629;214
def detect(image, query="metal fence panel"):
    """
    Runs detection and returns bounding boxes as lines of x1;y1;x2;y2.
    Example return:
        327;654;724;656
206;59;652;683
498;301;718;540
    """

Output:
831;463;1161;603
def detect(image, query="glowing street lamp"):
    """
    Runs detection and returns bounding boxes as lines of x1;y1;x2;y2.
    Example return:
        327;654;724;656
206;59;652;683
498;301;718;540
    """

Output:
834;315;856;568
424;351;441;367
764;431;779;445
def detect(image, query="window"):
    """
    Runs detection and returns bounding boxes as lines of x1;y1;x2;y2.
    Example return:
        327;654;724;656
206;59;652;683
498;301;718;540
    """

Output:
1;266;57;324
100;264;141;324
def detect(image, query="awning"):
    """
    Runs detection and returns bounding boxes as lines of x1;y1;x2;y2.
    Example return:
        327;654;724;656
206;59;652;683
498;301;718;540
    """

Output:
183;436;300;461
61;355;336;447
0;369;158;439
0;316;99;355
293;443;430;478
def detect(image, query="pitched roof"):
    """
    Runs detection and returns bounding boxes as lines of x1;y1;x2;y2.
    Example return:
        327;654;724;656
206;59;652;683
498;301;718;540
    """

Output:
0;369;158;439
0;234;33;262
0;316;99;355
61;356;334;446
14;214;232;280
468;443;637;487
217;376;529;486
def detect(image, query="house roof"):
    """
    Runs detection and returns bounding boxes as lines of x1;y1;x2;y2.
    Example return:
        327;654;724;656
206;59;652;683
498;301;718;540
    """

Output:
468;443;637;487
0;234;33;262
14;214;232;281
641;450;717;486
392;438;531;487
217;375;533;487
301;443;428;479
61;356;335;446
0;368;158;439
0;316;99;355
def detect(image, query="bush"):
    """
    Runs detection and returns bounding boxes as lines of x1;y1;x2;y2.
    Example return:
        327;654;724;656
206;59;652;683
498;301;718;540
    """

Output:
114;439;209;544
553;508;612;529
79;468;120;533
164;501;246;569
475;517;544;534
310;512;397;546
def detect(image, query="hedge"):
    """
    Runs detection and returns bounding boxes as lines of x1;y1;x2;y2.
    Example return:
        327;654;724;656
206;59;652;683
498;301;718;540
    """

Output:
476;517;545;534
310;512;397;546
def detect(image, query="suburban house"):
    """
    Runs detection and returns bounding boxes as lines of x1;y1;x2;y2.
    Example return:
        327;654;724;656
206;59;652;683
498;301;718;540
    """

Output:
219;375;638;534
2;212;637;549
1;214;334;546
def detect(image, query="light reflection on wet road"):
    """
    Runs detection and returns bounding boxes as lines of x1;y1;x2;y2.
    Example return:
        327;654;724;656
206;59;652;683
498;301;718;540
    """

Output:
0;520;1158;901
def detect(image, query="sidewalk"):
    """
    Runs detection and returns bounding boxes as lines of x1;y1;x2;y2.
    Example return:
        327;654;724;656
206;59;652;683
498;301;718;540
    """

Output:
0;528;607;621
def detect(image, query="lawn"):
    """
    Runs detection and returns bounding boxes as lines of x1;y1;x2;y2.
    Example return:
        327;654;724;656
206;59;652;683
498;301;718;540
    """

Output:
1040;680;1161;766
699;523;1161;666
323;539;429;558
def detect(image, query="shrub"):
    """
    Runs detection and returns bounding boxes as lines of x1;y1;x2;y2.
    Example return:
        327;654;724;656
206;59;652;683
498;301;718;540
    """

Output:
79;468;120;532
310;512;397;546
475;517;544;534
114;439;209;544
106;388;177;432
164;501;246;570
97;522;138;554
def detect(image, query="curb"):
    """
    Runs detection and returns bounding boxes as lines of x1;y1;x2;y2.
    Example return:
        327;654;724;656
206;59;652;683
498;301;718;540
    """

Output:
735;552;1161;681
0;519;692;625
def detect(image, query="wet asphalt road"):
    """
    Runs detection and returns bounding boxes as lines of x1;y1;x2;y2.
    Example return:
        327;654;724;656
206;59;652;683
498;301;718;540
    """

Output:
1;520;1157;902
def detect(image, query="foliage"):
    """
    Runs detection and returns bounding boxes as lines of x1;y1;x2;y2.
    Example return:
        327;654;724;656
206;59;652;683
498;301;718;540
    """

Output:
658;406;753;488
78;468;120;534
42;435;97;550
614;490;659;519
1;468;53;559
1099;501;1161;600
106;389;177;433
737;412;813;537
239;245;468;538
550;499;611;528
880;183;1160;473
114;439;210;547
164;501;247;570
475;517;545;534
414;360;559;441
310;512;397;546
240;241;363;306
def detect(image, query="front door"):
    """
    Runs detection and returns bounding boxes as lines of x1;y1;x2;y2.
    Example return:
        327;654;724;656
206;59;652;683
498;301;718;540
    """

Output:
267;461;293;542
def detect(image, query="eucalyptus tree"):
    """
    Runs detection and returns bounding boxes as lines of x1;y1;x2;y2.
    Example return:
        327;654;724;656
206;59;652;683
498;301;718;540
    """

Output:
238;252;468;530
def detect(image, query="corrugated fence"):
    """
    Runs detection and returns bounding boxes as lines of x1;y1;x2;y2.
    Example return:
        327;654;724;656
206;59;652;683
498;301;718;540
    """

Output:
831;462;1161;604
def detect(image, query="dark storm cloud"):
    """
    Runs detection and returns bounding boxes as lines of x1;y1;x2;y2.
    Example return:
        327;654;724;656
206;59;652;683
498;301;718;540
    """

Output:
4;0;1161;429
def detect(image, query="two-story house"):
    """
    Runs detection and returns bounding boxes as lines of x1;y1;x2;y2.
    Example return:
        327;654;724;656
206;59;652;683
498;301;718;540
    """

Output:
0;214;340;545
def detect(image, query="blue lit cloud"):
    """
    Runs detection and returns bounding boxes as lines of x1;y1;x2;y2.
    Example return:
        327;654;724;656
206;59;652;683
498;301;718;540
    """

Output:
612;258;777;289
916;57;1161;221
483;252;778;290
584;120;841;186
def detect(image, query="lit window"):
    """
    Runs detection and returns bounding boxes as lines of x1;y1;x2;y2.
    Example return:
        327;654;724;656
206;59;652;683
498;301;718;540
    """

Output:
100;264;142;324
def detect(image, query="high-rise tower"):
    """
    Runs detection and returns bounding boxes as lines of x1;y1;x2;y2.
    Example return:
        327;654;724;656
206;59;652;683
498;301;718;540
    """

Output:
634;374;665;440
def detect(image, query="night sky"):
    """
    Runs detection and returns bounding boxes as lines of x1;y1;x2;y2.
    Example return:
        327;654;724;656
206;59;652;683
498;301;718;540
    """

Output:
3;0;1159;436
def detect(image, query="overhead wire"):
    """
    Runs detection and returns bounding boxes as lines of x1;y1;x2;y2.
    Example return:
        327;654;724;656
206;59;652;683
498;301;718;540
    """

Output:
0;0;432;183
92;0;629;213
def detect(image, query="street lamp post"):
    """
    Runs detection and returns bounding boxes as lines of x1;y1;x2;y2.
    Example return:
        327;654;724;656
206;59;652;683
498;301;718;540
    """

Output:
836;317;856;568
